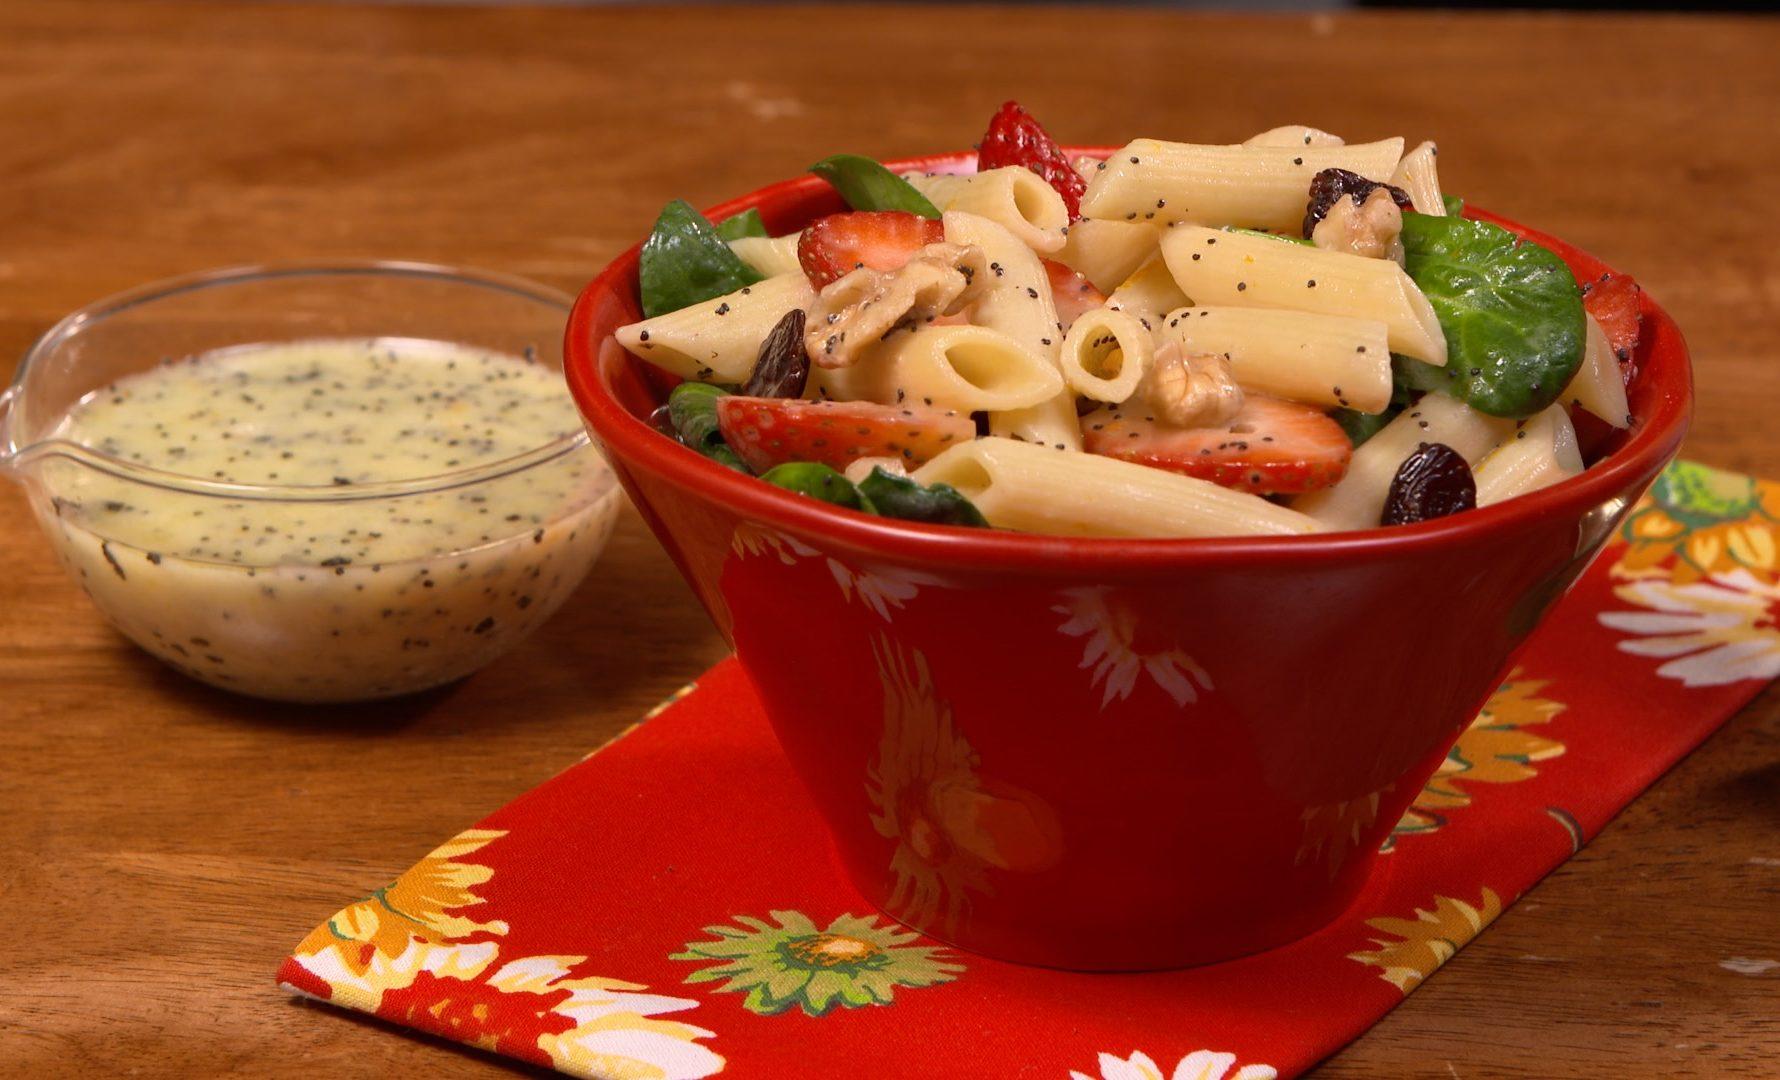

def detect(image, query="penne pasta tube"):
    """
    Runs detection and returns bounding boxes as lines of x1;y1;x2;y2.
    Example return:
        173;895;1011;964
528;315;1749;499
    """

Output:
1060;306;1153;403
944;210;1063;364
824;323;1064;413
1159;225;1448;365
1079;137;1404;232
989;396;1083;453
913;436;1322;538
1106;255;1189;330
1053;218;1160;294
1293;391;1517;529
614;273;814;383
1473;405;1585;507
1158;306;1392;413
1390;141;1444;216
908;167;1069;254
1245;124;1346;148
944;210;1082;451
727;234;803;277
1560;313;1631;429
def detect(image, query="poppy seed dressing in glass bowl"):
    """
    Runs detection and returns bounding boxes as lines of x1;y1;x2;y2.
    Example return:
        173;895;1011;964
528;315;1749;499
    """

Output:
3;264;619;703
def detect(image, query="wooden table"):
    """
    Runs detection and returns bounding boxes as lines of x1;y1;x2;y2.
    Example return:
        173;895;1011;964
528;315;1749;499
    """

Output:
2;3;1776;1076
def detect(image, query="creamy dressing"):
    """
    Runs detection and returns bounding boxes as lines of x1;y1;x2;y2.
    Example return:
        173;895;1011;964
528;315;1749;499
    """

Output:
29;338;617;702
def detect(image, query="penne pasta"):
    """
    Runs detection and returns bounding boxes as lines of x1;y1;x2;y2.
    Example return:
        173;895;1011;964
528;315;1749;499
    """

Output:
1473;405;1585;507
614;273;814;383
824;323;1064;413
1106;254;1190;330
944;210;1062;363
990;395;1083;452
1560;313;1631;429
1245;124;1346;149
1159;225;1448;365
1060;306;1153;403
908;167;1069;254
1390;141;1444;216
1079;137;1405;232
913;436;1322;538
945;210;1082;451
1053;218;1160;294
1157;306;1393;413
727;234;803;277
616;114;1625;540
1293;392;1517;529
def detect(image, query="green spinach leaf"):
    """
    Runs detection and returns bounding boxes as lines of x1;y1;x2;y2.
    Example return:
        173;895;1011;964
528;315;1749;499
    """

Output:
1331;406;1400;448
760;462;875;511
639;200;764;319
809;154;942;218
857;467;988;527
1400;213;1584;418
1224;226;1313;246
1441;194;1465;217
714;208;768;241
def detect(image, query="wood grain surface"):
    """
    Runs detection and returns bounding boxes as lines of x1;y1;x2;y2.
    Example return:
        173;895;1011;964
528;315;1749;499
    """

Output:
2;3;1777;1077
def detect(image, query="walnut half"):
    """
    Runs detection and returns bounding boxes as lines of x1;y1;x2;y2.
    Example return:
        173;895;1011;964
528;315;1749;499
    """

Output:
803;243;988;369
1311;187;1405;264
1141;340;1245;428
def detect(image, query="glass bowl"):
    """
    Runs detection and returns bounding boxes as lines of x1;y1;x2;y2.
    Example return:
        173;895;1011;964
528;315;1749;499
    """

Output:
1;262;620;703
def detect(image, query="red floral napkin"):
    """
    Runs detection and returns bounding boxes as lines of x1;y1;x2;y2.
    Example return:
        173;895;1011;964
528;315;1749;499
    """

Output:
279;460;1780;1080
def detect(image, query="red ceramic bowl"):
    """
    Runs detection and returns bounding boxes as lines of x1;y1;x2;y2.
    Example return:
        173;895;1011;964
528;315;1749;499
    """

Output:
565;150;1691;970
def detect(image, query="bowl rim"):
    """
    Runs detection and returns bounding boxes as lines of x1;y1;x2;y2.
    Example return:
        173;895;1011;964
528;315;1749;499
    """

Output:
4;259;599;504
566;148;1692;572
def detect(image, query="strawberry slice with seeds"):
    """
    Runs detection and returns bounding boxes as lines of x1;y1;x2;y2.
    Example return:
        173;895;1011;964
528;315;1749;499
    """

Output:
978;100;1087;218
1043;258;1106;331
797;211;945;288
1082;395;1352;495
1581;271;1642;386
715;396;975;474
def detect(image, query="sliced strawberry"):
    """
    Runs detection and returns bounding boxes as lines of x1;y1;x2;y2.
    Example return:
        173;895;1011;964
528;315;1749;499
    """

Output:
1043;258;1106;331
1082;395;1351;495
797;211;944;288
1580;271;1643;386
715;396;975;473
978;100;1087;218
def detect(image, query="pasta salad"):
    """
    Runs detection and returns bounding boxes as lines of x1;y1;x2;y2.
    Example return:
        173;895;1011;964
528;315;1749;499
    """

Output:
612;102;1645;538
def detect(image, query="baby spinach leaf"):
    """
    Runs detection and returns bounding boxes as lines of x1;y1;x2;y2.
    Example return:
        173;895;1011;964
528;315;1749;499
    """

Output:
760;462;875;512
1400;213;1584;418
1223;226;1313;246
1331;406;1400;448
706;445;752;474
1441;194;1465;217
640;200;764;319
715;208;768;241
857;467;988;527
809;154;942;219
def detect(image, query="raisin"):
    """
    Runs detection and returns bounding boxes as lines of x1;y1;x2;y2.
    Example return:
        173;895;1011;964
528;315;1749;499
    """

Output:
1303;168;1417;239
741;309;810;399
1382;442;1475;526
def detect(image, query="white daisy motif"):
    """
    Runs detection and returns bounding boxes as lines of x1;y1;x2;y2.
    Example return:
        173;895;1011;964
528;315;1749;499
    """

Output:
487;956;726;1080
1070;1049;1278;1080
826;559;933;620
1597;568;1780;687
1053;587;1212;707
730;521;817;564
731;521;939;621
